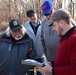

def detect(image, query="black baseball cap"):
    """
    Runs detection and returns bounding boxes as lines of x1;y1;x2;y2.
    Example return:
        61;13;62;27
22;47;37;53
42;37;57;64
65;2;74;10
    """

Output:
26;10;35;17
9;19;22;31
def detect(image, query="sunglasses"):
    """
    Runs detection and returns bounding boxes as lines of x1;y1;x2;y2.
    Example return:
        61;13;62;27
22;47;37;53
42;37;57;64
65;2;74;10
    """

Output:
44;11;52;16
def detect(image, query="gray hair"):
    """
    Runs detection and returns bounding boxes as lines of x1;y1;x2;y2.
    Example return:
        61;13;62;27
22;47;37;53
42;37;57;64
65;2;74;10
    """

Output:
5;25;26;37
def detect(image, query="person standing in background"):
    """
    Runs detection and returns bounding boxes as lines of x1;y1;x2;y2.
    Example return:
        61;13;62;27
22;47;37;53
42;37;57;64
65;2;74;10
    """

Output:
24;10;45;75
41;0;60;61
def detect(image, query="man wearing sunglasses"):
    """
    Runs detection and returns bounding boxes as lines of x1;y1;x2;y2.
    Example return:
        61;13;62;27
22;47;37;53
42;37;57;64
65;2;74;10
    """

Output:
41;0;60;62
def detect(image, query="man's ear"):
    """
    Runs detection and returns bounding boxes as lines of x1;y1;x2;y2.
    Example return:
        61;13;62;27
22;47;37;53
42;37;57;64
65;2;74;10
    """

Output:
52;6;56;14
53;6;56;10
60;20;65;28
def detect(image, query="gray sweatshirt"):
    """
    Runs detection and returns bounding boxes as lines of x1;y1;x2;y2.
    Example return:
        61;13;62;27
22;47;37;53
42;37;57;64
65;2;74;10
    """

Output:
41;18;60;61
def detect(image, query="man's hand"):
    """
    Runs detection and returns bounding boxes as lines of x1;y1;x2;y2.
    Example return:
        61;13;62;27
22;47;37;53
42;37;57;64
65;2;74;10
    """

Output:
37;62;52;75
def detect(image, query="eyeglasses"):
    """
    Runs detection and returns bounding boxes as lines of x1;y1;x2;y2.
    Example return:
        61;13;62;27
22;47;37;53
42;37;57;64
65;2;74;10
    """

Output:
44;11;52;16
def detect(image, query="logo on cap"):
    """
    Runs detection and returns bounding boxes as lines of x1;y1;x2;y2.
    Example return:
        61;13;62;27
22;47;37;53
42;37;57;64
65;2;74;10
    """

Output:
42;6;46;10
13;21;18;26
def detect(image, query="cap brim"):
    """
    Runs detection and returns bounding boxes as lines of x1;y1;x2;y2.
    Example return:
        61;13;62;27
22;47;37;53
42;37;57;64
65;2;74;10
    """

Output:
11;25;22;31
42;8;52;15
45;19;53;26
27;13;35;17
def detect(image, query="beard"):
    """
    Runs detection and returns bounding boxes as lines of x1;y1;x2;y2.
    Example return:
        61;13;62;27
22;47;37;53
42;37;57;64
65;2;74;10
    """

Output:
14;36;22;40
58;27;64;37
14;34;23;40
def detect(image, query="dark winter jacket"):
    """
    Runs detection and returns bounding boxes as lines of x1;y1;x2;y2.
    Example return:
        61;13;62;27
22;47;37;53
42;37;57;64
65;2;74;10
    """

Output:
0;32;37;75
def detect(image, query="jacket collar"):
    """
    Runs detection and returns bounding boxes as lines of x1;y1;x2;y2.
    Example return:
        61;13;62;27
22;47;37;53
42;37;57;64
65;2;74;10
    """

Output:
1;33;30;44
61;26;76;38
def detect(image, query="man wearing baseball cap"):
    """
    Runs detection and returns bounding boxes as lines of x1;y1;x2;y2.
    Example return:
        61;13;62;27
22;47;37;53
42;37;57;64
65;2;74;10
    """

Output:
38;8;76;75
0;19;37;75
41;0;60;62
24;10;45;75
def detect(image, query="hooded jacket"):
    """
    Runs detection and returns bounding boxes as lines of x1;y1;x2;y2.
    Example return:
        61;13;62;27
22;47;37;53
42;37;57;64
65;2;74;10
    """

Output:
24;20;44;57
0;28;37;75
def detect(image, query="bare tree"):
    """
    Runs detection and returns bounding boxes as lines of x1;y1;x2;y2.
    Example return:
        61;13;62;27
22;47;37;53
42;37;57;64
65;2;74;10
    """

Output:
0;0;76;31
